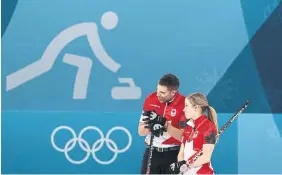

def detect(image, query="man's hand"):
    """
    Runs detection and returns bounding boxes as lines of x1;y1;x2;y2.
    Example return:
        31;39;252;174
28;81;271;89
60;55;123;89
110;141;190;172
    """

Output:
142;110;167;126
145;123;167;137
169;160;187;174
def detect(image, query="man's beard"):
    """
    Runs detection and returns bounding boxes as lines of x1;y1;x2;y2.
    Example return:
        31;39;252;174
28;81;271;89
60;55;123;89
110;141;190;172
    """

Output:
158;96;173;103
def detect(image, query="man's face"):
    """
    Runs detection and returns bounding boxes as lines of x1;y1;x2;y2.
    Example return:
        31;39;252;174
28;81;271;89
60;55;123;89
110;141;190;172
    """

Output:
156;84;176;103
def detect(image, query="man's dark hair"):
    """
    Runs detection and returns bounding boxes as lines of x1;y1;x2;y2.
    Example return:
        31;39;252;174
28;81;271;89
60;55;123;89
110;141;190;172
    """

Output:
158;73;180;90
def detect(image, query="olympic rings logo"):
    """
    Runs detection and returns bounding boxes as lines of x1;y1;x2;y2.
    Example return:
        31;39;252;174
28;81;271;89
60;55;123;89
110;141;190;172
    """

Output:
50;125;132;165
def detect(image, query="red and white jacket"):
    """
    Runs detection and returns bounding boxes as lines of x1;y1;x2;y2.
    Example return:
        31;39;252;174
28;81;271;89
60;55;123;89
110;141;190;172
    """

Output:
182;115;217;174
139;92;186;148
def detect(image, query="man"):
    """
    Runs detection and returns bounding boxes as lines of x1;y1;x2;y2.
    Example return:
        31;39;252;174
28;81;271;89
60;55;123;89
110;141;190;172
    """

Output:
138;73;187;174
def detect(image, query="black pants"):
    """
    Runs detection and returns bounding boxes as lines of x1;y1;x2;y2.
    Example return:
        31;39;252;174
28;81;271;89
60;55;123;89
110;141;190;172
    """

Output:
140;147;179;174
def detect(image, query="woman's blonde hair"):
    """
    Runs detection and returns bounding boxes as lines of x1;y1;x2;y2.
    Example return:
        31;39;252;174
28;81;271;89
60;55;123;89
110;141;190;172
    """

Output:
186;92;218;131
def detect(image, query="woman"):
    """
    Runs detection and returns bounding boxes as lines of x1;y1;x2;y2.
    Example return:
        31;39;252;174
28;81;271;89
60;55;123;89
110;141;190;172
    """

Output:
175;92;218;174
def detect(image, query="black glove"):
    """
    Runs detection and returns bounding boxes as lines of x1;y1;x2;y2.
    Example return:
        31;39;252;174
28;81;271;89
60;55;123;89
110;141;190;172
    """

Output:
145;123;167;137
169;160;187;174
142;110;167;126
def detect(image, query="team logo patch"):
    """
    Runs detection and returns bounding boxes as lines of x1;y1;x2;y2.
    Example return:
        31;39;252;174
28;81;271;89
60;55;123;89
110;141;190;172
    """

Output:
193;131;198;138
171;109;176;117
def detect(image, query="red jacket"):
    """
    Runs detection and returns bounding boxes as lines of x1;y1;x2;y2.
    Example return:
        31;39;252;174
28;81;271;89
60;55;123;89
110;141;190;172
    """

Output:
182;115;217;174
142;92;186;145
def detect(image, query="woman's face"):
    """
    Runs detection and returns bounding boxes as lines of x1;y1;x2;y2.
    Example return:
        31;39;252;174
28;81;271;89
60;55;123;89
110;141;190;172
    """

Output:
183;98;196;120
